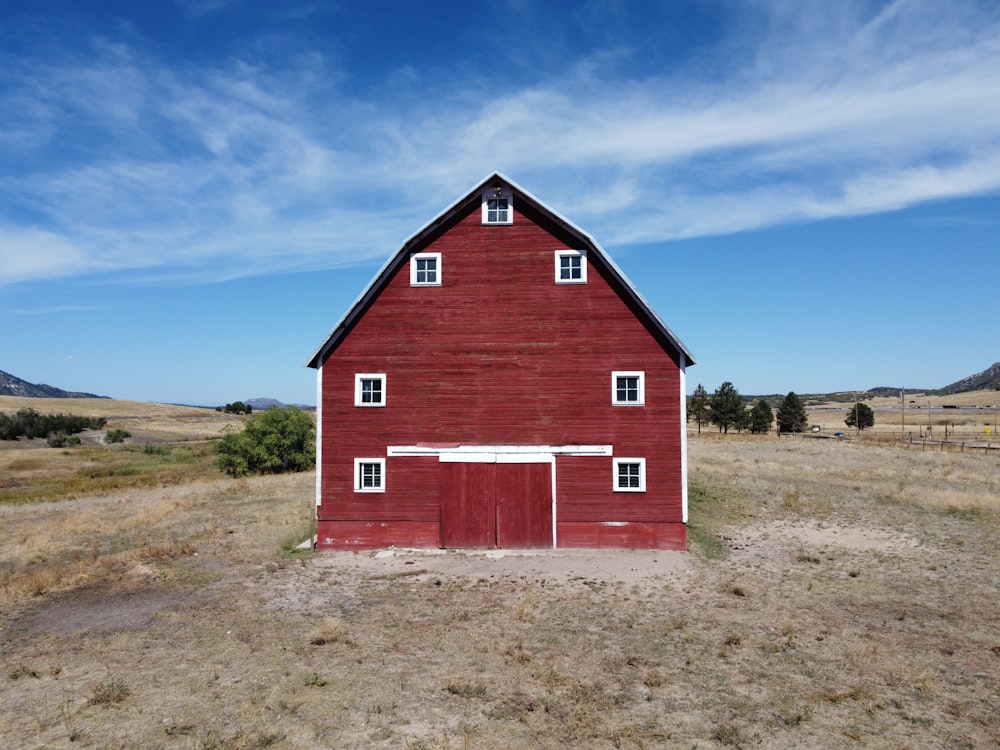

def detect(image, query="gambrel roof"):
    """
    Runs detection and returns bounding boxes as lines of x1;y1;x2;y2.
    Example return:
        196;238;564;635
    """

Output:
307;172;695;369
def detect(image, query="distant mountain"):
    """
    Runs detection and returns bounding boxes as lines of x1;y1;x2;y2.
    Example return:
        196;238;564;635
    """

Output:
245;397;285;410
937;362;1000;394
244;397;315;411
0;369;108;399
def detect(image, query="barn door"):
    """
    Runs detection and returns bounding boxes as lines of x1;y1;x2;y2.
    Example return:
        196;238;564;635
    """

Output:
440;462;496;548
496;462;552;548
440;458;553;549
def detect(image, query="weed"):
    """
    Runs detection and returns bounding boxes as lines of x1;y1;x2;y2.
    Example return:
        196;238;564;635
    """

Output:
89;675;130;705
303;672;328;687
308;616;348;646
444;680;488;699
711;721;744;746
796;551;821;564
782;490;802;512
643;670;664;688
665;615;687;632
7;664;39;680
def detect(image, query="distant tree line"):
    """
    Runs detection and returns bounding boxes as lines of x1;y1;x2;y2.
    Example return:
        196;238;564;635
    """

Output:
687;383;816;435
0;408;106;441
217;401;253;415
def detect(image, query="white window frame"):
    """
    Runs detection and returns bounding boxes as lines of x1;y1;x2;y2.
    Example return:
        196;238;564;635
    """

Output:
354;458;386;493
613;457;646;492
482;187;513;225
354;373;386;407
555;249;587;284
410;252;442;286
612;371;645;406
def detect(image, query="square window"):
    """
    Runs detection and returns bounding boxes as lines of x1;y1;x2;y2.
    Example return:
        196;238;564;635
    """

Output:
482;187;513;225
555;249;587;284
410;252;441;286
614;458;646;492
487;197;508;223
355;458;385;492
612;371;645;405
355;374;386;407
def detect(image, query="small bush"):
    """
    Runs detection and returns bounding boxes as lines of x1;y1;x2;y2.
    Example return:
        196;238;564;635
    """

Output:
46;432;75;448
105;429;131;444
216;406;315;477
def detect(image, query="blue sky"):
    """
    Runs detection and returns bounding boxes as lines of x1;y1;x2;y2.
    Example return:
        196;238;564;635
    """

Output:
1;0;998;406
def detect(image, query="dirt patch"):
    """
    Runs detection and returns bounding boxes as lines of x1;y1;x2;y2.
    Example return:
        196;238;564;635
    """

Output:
260;547;694;618
7;580;204;638
724;520;919;564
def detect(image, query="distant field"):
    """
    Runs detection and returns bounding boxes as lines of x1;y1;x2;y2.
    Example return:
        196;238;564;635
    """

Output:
0;396;246;442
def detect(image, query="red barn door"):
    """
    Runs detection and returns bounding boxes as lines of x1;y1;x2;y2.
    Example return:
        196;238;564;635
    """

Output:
440;462;496;548
496;462;552;548
439;459;553;549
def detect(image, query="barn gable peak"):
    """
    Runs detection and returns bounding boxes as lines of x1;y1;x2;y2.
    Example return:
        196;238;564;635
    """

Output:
306;172;695;369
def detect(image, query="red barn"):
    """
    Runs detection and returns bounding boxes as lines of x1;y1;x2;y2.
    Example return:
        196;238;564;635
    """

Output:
307;173;695;550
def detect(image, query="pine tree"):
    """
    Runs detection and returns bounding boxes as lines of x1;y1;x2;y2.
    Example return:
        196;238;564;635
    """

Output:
776;392;809;434
688;384;711;434
709;381;745;434
749;399;774;434
845;402;875;431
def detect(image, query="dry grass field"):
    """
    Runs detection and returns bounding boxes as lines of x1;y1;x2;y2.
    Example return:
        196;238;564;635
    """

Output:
800;390;999;441
1;399;998;749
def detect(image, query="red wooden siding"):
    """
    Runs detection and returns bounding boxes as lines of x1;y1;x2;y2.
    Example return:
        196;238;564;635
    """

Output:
316;191;686;551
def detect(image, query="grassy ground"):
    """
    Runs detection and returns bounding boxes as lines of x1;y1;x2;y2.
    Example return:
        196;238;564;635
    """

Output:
1;403;997;748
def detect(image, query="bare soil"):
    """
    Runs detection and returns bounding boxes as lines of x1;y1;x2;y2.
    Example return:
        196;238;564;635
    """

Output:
1;435;998;749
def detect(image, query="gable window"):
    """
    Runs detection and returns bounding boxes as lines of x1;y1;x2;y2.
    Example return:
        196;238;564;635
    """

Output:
614;458;646;492
355;458;385;492
555;249;587;284
354;373;386;407
410;252;441;286
612;371;645;405
482;187;513;225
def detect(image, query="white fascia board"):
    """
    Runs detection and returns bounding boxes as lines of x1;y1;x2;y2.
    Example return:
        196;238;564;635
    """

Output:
315;362;323;507
679;353;689;523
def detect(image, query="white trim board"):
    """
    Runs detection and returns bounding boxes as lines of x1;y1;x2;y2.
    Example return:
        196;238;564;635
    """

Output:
387;444;613;459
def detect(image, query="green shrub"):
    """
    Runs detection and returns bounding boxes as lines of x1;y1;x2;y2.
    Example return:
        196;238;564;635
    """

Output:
216;406;315;477
1;409;106;441
105;429;132;444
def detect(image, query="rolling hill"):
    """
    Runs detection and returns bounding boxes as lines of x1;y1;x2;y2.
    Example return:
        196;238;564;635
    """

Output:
937;362;1000;394
0;369;107;399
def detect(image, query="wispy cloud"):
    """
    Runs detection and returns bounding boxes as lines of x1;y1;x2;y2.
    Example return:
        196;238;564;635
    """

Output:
1;0;998;286
6;303;118;315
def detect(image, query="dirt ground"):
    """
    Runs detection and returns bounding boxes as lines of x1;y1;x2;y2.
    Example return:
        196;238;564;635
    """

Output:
1;437;998;749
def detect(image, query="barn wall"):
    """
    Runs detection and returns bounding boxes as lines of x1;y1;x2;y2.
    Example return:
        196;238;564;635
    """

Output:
317;200;684;548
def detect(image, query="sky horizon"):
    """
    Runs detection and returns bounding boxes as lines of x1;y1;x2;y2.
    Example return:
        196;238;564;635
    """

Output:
2;0;998;406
